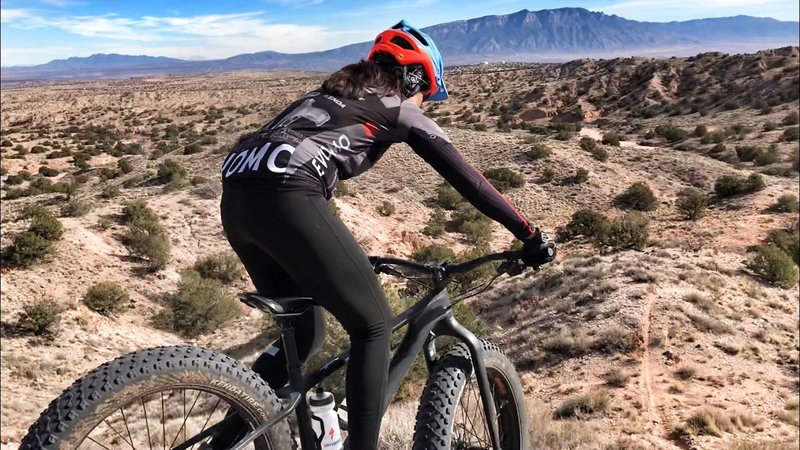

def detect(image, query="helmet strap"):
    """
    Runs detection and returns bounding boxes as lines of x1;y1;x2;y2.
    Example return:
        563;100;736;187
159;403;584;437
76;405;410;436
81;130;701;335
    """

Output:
372;53;429;99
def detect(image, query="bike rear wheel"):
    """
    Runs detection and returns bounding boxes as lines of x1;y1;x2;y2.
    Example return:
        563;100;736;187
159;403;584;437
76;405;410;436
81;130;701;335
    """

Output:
21;346;292;450
412;340;528;450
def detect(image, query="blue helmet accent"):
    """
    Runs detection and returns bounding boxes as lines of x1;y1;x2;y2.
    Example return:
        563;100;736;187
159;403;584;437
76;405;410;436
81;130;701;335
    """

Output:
392;20;448;101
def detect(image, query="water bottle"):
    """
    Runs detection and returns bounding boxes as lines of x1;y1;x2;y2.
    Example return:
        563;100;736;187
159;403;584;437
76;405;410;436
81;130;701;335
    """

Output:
309;388;343;449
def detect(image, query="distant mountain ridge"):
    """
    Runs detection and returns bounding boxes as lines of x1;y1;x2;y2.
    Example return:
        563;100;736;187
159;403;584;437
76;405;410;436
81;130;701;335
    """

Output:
2;8;798;82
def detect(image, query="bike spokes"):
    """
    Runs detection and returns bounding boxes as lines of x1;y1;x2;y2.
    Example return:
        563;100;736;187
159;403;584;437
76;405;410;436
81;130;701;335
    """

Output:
76;389;256;450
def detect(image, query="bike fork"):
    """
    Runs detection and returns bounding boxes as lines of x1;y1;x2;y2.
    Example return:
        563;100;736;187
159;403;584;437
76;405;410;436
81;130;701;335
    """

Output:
435;315;502;450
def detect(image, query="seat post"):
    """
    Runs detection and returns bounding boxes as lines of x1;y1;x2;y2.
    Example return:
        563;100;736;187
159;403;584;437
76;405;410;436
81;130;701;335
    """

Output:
277;317;318;450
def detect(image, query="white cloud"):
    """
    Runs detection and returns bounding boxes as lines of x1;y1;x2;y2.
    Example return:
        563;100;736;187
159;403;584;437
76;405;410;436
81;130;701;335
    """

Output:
600;0;796;20
1;8;33;23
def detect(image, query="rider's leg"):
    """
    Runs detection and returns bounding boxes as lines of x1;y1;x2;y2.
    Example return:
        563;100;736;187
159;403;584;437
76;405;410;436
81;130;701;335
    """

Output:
221;189;393;450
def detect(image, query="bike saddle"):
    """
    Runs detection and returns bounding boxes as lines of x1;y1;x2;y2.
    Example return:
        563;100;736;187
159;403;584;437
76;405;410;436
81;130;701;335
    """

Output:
238;293;313;316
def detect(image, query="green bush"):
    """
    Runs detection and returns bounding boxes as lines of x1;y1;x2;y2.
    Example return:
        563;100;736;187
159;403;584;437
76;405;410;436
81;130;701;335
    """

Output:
589;145;608;162
38;166;59;177
784;127;799;142
603;212;650;250
782;111;799;126
377;200;396;216
714;173;765;198
101;185;121;199
156;159;188;187
83;282;130;316
526;144;551;160
693;125;708;138
121;200;170;271
17;299;62;336
754;146;780;166
769;194;799;213
29;214;64;240
422;208;447;237
579;137;598;152
2;232;54;268
616;182;658;211
573;168;589;184
747;245;798;288
735;146;761;162
601;132;621;147
763;121;777;132
435;183;462;210
19;205;52;220
157;273;240;337
676;188;707;220
450;204;493;243
483;168;524;193
117;158;133;174
62;199;91;217
655;124;689;143
412;244;456;263
193;251;245;283
557;210;609;241
767;229;799;264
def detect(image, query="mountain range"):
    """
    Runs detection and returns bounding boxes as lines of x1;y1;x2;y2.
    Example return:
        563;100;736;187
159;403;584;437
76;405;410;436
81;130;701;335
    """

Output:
2;8;798;82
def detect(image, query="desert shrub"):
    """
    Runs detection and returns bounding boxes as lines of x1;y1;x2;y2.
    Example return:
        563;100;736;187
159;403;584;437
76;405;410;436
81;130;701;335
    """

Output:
601;132;621;146
747;244;798;288
423;208;447;237
655;124;689;143
377;200;396;216
121;200;170;271
2;232;54;268
616;182;658;211
784;127;799;142
735;145;761;162
436;182;462;210
770;194;800;213
29;214;64;241
83;282;130;316
589;145;608;161
157;273;240;337
767;229;799;264
554;129;574;141
156;159;188;187
483;168;524;192
19;205;51;220
62;199;91;217
0;139;11;147
693;125;708;137
603;212;650;250
526;144;551;160
681;408;761;437
38;166;59;177
755;146;780;166
676;188;708;220
557;210;609;242
474;123;488;132
579;136;598;152
193;251;245;283
714;173;765;198
604;368;630;387
17;299;62;336
782;111;799;126
763;121;777;132
334;180;350;197
117;158;133;174
593;327;639;354
450;204;493;243
573;168;589;184
540;167;556;183
412;244;456;263
541;329;592;357
554;391;609;419
100;185;121;199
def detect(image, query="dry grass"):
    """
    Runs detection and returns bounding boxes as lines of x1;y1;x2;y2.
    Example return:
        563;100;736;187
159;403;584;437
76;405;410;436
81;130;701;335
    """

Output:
728;440;800;450
679;407;762;437
541;328;592;357
603;368;631;388
527;400;601;449
675;365;698;380
554;390;610;419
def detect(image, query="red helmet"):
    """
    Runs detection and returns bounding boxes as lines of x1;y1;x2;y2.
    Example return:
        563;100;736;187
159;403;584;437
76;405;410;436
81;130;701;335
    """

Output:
368;20;448;101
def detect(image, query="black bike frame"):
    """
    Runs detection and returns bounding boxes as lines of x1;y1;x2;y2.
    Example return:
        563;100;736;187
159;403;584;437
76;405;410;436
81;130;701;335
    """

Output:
230;285;504;450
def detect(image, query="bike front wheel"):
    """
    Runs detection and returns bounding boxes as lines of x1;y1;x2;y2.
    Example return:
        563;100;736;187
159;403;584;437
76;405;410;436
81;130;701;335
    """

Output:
412;340;528;450
21;346;292;450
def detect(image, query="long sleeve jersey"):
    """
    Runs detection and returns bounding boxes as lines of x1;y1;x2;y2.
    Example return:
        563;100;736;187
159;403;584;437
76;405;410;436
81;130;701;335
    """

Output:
221;91;534;240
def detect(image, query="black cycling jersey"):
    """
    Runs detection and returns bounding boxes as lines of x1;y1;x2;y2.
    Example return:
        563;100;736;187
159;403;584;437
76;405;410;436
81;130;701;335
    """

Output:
221;91;534;240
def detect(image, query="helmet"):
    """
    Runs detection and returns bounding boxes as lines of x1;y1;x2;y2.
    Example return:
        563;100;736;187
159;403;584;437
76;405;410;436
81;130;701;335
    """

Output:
368;20;448;101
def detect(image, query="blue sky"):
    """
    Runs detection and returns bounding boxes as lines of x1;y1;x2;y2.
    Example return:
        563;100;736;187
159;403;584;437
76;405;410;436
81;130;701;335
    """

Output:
1;0;798;66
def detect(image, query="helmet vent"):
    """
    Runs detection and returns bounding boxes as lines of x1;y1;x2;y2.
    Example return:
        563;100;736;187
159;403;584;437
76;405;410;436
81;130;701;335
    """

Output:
405;28;429;46
390;36;414;50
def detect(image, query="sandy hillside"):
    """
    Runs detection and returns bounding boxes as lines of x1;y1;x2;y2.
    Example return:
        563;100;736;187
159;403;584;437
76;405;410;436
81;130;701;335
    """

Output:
1;49;799;450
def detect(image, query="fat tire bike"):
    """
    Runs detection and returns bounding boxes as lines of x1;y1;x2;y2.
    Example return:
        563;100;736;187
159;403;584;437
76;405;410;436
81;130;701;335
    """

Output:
21;249;532;450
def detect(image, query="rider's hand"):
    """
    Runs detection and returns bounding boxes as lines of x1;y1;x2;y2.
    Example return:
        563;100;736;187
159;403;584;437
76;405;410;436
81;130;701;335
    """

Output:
521;228;556;268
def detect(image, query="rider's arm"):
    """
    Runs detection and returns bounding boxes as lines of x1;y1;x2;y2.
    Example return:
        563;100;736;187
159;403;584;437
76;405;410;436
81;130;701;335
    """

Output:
394;101;535;241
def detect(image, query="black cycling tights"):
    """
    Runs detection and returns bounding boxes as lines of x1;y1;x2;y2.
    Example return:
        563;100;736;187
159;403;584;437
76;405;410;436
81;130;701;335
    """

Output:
216;187;393;450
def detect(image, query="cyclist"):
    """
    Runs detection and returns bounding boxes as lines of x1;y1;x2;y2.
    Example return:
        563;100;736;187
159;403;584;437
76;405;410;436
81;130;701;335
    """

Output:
217;20;555;449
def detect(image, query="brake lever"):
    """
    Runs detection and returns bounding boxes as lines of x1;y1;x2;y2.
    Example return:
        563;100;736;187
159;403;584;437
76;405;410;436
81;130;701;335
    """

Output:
497;259;525;276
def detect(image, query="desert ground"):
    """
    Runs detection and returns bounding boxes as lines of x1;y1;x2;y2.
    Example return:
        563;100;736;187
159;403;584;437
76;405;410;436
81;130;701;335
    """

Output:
1;47;799;449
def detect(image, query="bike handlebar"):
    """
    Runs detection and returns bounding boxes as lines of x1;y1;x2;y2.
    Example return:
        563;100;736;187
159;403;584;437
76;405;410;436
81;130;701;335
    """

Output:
369;249;524;280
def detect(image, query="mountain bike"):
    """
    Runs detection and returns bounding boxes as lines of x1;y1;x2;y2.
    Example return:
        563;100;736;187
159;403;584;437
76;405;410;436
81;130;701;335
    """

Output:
21;249;531;450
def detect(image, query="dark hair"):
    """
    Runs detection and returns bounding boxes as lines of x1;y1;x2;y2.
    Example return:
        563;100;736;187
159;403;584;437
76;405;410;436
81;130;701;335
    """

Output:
321;60;400;99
